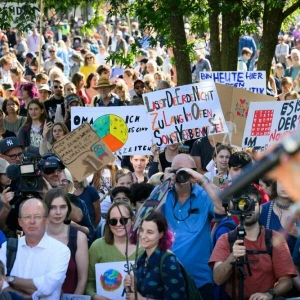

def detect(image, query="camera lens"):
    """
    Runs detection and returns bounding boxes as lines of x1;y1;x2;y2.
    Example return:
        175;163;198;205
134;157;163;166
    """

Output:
237;198;252;212
176;170;190;183
25;178;38;189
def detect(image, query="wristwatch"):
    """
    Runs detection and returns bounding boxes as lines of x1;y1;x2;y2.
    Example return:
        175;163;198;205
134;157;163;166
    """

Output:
7;276;15;283
267;289;276;299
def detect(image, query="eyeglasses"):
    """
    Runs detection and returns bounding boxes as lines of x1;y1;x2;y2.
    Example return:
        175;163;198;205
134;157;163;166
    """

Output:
53;86;63;89
5;152;24;160
113;197;130;202
135;85;145;89
20;215;46;222
108;217;130;226
60;179;70;185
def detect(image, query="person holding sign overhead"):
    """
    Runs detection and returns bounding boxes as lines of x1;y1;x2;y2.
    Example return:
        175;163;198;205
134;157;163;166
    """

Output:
124;211;187;300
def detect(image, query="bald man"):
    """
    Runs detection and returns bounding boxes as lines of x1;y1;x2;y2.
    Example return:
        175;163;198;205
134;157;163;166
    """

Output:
162;153;225;299
0;198;70;299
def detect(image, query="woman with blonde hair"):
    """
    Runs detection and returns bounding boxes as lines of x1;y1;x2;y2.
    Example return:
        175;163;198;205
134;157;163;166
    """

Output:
123;68;138;97
115;81;131;104
79;51;98;84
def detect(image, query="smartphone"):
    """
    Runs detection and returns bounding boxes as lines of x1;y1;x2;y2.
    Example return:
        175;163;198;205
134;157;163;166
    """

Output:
46;117;53;124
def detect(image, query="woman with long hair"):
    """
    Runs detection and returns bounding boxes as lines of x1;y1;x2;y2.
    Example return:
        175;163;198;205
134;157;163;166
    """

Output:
85;72;99;104
79;51;98;84
124;211;186;299
2;96;26;134
45;188;89;295
19;81;39;116
18;98;47;156
123;68;138;98
39;122;69;156
10;67;27;98
86;201;143;299
71;72;89;105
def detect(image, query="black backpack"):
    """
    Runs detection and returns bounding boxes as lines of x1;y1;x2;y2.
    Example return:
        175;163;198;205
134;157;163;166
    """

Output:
228;228;273;257
160;250;202;300
6;238;18;276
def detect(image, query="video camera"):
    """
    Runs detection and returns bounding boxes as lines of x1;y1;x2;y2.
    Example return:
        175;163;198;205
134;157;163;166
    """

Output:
170;169;190;183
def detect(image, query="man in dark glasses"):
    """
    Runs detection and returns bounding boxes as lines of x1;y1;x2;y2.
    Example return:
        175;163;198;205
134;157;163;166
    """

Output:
44;78;65;122
43;45;63;74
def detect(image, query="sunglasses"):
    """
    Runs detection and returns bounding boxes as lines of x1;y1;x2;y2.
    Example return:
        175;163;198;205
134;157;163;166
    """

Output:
49;50;55;53
86;57;93;60
108;217;130;226
53;85;63;89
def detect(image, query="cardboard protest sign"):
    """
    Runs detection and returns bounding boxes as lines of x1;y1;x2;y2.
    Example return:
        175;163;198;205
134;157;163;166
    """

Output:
199;71;266;94
213;83;275;147
143;81;228;146
62;295;91;300
242;99;300;151
95;261;134;299
53;122;115;181
71;106;152;155
213;176;229;188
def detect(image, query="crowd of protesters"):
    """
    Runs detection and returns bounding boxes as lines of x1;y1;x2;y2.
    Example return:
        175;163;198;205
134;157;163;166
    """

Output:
0;13;299;300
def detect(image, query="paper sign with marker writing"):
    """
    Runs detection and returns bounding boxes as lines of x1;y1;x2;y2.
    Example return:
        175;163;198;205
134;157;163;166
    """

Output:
71;106;152;156
62;294;91;300
200;71;266;94
95;261;134;299
242;99;300;151
53;122;115;181
143;81;228;146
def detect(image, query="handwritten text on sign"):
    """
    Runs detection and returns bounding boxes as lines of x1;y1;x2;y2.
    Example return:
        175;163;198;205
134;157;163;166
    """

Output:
143;81;228;146
242;99;300;151
71;106;152;155
200;71;266;94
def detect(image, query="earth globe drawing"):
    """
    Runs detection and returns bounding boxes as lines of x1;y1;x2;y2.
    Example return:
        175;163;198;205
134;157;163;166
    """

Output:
100;269;123;291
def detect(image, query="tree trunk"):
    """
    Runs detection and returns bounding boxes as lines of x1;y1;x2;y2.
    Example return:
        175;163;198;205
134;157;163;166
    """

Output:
220;0;241;71
169;2;192;85
258;2;285;79
207;0;221;71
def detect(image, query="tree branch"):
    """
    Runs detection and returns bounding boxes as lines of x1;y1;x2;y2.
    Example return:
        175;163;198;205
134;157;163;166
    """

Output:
283;0;300;20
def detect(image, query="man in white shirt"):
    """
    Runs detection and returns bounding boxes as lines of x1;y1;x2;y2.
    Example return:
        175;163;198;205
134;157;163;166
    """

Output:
27;27;45;54
43;45;63;74
0;198;70;299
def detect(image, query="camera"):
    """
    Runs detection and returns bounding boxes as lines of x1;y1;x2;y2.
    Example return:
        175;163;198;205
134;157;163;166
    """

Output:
171;169;190;183
222;195;255;216
7;155;44;194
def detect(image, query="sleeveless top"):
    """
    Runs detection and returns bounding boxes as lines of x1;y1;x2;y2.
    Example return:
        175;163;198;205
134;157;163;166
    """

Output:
62;226;78;293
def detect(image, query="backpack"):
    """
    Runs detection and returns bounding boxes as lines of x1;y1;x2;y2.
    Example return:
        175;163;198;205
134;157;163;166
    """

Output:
0;291;12;300
228;228;273;257
212;219;237;248
6;238;18;276
68;226;78;259
159;250;202;300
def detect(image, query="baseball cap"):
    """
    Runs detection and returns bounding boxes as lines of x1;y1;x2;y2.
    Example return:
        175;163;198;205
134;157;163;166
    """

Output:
2;83;15;91
0;158;9;174
0;137;23;154
65;93;82;106
139;58;148;64
134;79;145;87
39;153;65;174
26;52;36;58
38;84;51;92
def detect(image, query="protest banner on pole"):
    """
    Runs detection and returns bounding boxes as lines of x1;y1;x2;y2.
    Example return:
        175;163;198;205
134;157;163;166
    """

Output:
143;81;228;147
199;71;266;94
213;83;275;147
71;106;152;155
53;122;115;181
242;99;300;151
95;261;134;299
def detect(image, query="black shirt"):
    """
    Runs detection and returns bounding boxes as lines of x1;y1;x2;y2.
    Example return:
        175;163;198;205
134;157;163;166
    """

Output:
44;96;65;122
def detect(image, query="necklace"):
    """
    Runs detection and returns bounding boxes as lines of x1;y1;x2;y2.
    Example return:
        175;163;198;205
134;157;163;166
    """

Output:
275;200;291;210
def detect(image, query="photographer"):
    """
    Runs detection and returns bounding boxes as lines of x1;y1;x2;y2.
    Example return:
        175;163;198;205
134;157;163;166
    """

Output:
162;153;225;299
209;185;296;299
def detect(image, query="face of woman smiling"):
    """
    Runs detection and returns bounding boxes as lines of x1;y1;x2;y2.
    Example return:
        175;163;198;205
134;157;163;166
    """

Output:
108;206;132;240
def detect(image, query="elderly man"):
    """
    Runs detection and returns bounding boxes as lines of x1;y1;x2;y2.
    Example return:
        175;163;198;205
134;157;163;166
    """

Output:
162;153;225;299
284;49;300;80
0;198;70;299
93;78;124;107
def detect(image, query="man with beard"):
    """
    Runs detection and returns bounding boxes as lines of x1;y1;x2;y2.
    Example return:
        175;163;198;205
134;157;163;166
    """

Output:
209;185;296;299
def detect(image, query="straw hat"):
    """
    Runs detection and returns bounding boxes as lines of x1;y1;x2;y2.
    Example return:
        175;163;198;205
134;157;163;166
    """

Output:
94;78;116;89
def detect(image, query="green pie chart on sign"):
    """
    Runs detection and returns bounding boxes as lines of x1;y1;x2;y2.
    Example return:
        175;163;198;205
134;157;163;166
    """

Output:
92;114;129;151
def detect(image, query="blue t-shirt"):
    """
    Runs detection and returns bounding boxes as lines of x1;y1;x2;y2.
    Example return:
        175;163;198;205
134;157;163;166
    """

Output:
162;184;215;288
259;201;297;253
77;186;100;223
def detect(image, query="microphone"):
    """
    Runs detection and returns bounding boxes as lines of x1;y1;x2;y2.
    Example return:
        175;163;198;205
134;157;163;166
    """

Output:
219;129;300;201
6;164;20;181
